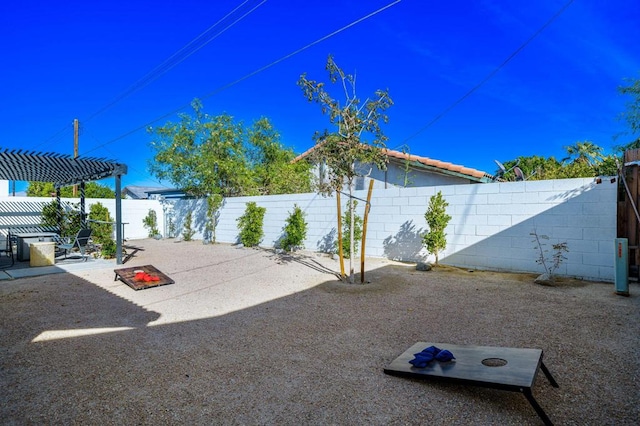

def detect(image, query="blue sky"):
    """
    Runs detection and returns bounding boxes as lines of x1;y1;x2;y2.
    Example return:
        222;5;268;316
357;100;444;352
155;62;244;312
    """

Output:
2;0;639;191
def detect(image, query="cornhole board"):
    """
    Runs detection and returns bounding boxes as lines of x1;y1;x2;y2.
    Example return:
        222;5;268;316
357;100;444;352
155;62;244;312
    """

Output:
114;265;174;290
384;342;559;426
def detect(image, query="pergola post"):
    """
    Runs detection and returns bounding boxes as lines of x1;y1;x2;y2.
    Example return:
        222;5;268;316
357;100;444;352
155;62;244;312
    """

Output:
80;181;87;228
56;188;62;234
115;173;123;265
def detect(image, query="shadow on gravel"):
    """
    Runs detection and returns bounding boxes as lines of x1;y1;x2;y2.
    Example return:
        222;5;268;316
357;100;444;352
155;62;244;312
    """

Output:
2;247;639;425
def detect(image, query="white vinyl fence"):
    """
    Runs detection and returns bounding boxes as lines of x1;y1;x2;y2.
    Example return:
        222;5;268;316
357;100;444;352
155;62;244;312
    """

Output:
0;177;617;281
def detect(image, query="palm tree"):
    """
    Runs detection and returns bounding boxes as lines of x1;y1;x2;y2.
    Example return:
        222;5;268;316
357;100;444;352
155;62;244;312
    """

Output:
562;141;604;166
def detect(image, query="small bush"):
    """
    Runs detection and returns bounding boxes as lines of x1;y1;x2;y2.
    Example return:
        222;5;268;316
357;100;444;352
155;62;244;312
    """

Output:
281;204;307;251
143;209;159;237
205;194;223;243
422;191;451;264
89;202;113;245
100;238;117;259
41;200;82;237
237;202;266;247
341;200;363;258
167;215;176;238
182;211;195;241
531;229;569;279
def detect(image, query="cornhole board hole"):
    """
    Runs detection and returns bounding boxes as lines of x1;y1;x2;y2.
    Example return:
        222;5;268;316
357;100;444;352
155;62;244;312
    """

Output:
384;342;559;426
114;265;175;290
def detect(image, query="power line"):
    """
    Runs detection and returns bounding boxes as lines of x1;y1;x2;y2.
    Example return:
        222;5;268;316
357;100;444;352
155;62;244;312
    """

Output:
399;0;575;146
31;122;74;151
28;0;265;155
83;127;169;187
81;0;403;156
83;0;267;123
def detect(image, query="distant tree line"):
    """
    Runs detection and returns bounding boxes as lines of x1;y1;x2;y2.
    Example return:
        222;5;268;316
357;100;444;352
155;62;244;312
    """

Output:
497;75;640;181
26;181;115;198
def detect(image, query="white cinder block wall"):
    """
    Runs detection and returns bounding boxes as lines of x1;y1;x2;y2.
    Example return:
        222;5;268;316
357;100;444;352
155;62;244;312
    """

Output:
0;177;617;281
171;177;617;282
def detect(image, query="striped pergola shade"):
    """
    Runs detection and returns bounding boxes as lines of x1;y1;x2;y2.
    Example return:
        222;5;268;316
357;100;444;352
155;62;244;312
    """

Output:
0;149;127;187
0;148;128;264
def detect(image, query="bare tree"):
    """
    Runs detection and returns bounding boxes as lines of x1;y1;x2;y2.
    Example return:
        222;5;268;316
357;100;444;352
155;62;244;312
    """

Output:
298;55;393;283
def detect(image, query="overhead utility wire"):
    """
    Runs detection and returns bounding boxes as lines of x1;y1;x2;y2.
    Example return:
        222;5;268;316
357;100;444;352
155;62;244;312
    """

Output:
83;0;267;123
30;0;265;153
400;0;575;145
81;0;403;156
84;128;168;187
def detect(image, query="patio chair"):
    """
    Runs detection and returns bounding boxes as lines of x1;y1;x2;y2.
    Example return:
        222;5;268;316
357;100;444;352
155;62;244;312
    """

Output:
56;228;93;261
0;230;15;268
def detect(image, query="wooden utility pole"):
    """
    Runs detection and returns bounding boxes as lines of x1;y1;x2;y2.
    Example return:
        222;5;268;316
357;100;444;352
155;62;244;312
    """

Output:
73;118;79;196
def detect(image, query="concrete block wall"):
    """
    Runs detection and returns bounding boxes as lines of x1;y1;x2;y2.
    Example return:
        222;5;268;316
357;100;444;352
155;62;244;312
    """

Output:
185;177;617;282
0;177;617;281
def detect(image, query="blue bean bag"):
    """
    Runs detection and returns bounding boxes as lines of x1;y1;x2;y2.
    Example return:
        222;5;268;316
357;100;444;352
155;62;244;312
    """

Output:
409;345;455;367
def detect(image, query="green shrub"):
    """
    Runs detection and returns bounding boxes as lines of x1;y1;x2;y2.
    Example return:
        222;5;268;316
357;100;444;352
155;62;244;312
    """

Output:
237;202;266;247
205;194;223;243
167;216;176;238
281;204;307;251
422;191;451;264
341;200;363;258
41;200;82;237
143;209;159;237
100;238;117;259
182;211;195;241
89;202;113;245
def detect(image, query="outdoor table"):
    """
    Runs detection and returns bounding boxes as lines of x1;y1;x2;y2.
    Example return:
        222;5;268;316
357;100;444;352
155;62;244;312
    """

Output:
14;232;59;261
384;342;559;425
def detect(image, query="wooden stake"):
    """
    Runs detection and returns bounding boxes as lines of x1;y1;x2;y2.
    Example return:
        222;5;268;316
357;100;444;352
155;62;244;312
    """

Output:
361;180;374;283
336;190;345;279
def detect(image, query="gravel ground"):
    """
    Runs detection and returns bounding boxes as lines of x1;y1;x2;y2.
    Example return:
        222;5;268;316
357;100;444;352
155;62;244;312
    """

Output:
1;238;639;425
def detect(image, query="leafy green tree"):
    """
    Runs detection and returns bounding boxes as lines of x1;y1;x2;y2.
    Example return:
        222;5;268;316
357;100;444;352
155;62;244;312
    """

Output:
562;141;604;165
499;78;640;180
149;100;249;197
422;191;451;265
499;150;606;181
499;156;558;181
298;55;392;283
619;76;640;136
596;154;620;176
148;99;312;199
247;118;313;195
27;181;114;198
614;76;640;153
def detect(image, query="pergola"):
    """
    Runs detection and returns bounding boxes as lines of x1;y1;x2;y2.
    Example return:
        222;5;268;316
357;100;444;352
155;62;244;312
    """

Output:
0;148;128;264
